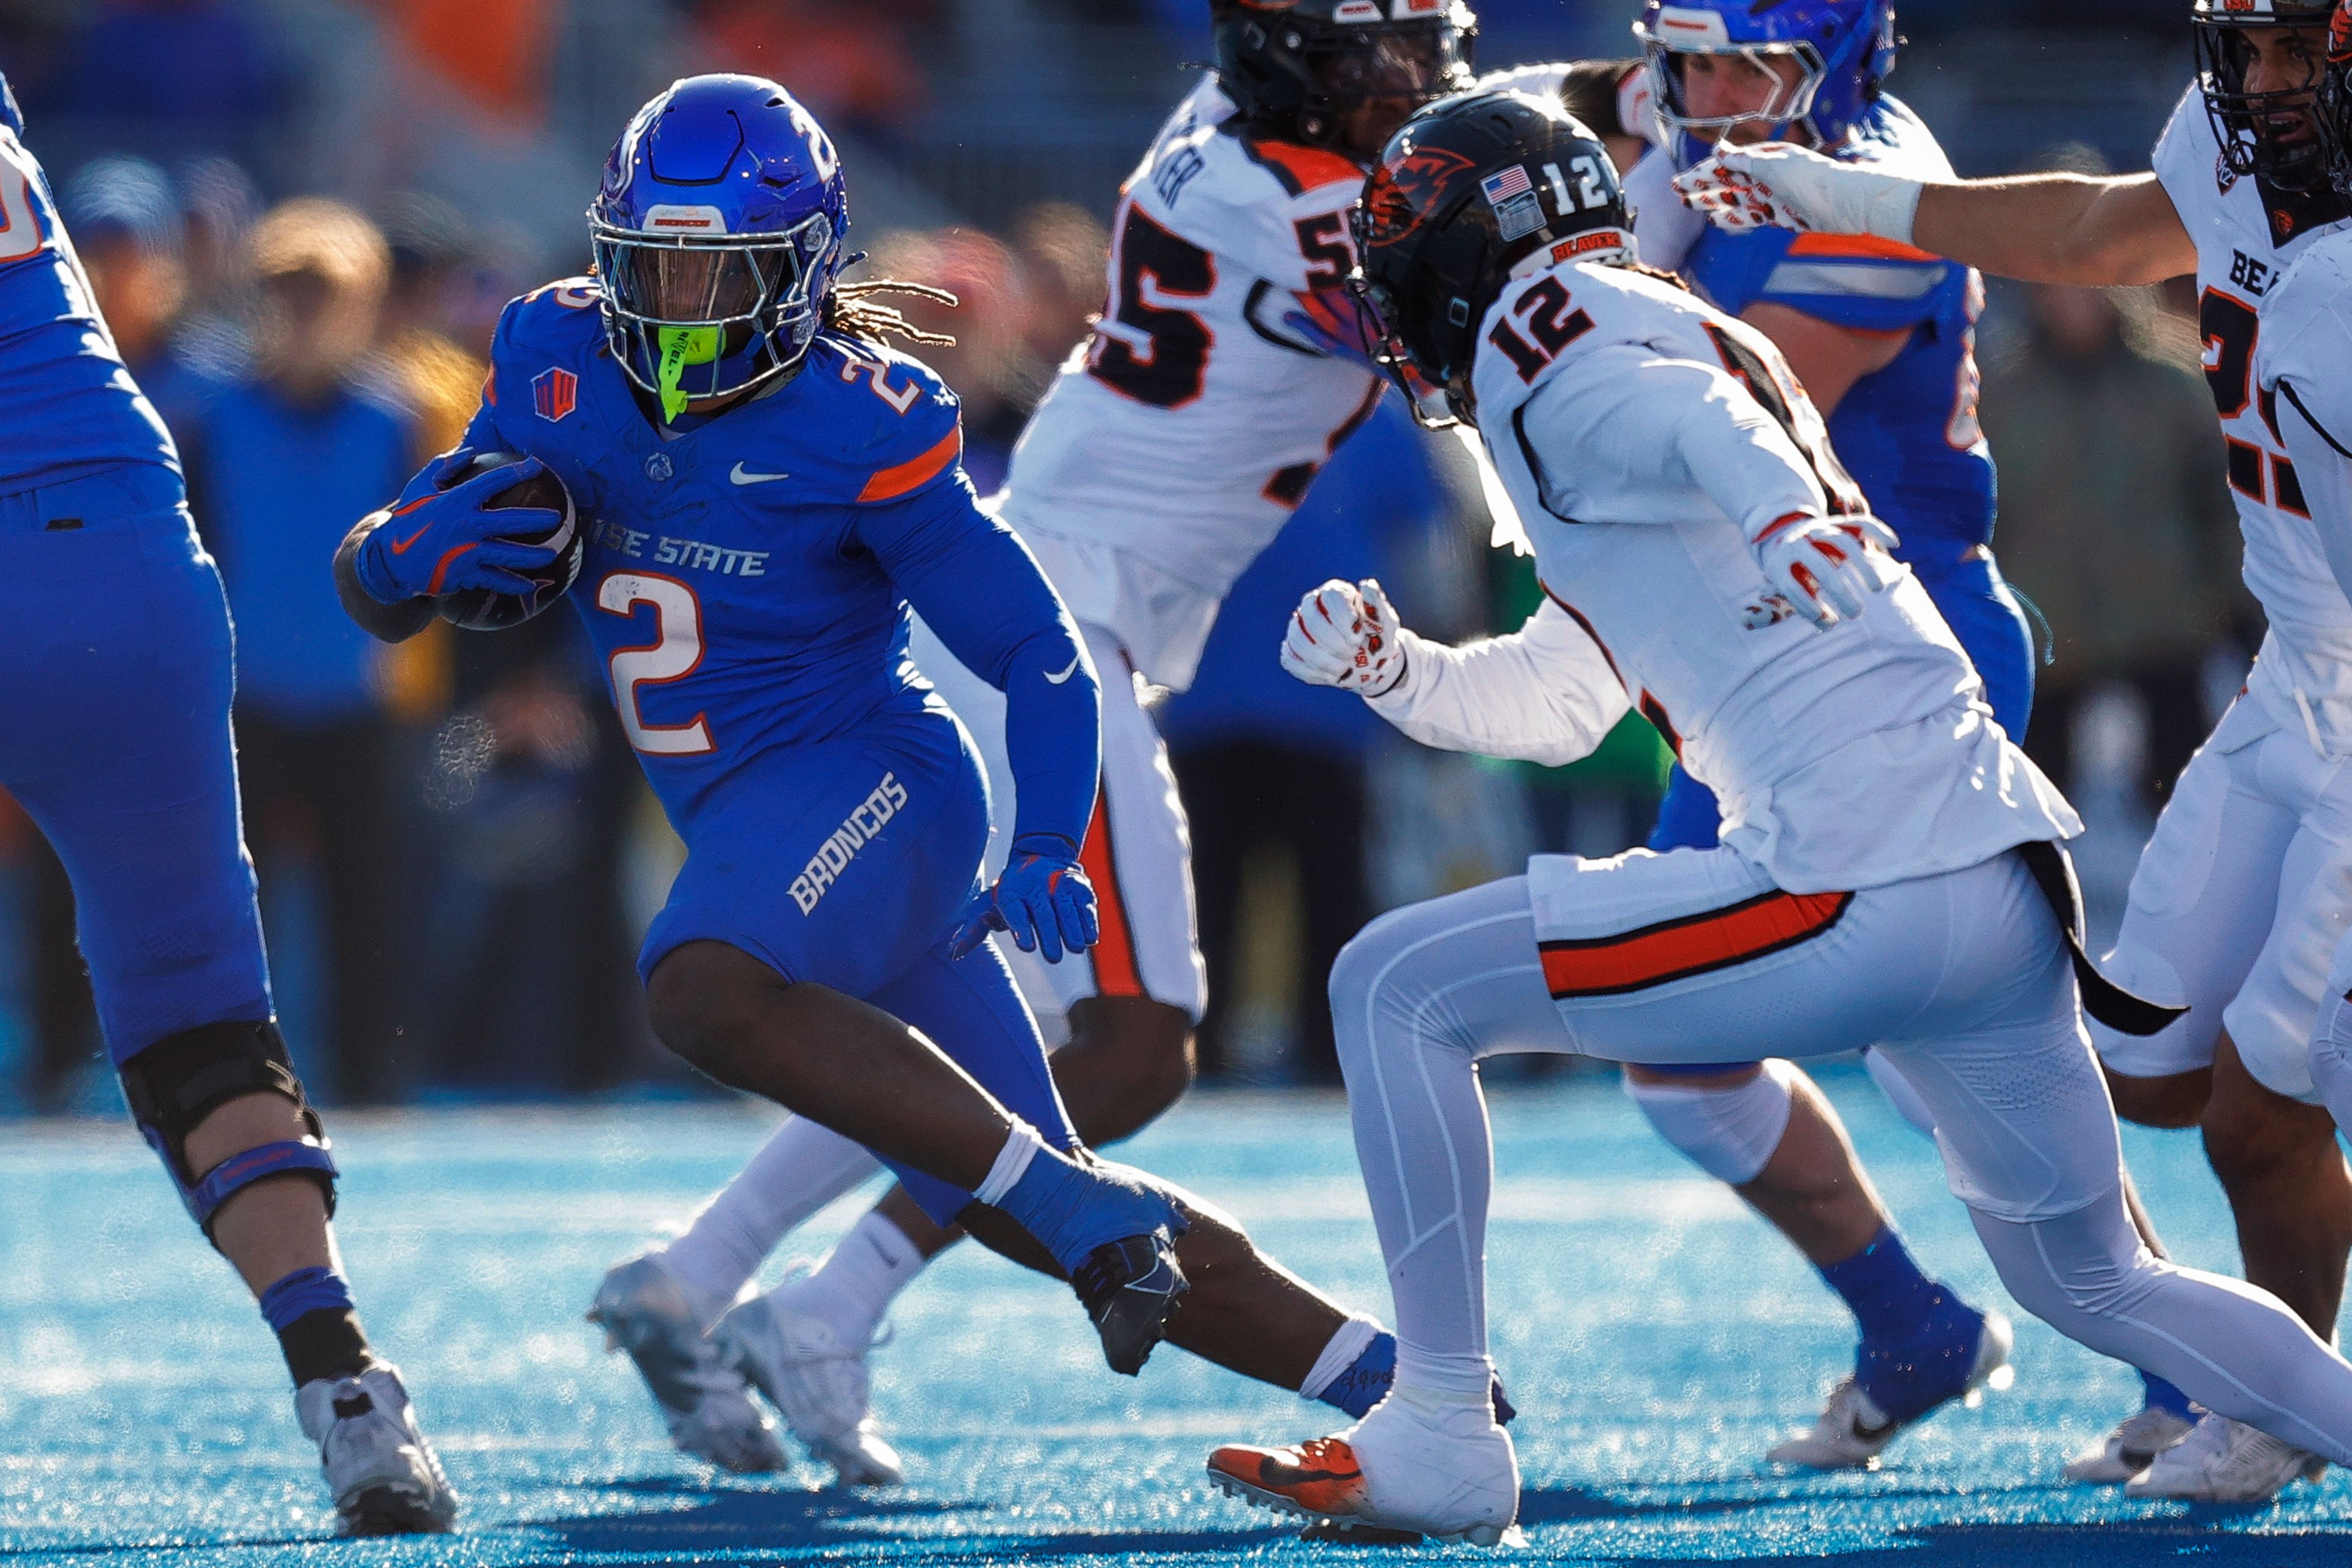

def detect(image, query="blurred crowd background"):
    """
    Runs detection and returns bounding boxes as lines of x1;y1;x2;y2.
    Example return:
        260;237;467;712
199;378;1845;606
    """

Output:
0;0;2256;1109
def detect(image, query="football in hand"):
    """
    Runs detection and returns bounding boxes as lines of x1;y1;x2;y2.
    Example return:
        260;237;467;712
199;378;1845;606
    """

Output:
434;450;583;631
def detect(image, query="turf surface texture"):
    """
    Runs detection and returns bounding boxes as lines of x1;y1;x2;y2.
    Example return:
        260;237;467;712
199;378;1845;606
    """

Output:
2;1066;2346;1564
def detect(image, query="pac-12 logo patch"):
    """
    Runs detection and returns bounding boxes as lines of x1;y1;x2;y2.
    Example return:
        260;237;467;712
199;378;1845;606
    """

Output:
533;367;578;423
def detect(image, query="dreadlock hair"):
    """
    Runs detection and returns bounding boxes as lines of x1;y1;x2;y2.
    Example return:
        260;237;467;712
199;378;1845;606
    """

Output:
825;279;960;349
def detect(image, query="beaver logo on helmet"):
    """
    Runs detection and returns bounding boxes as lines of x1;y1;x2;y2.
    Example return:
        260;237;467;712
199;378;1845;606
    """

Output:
1362;145;1479;245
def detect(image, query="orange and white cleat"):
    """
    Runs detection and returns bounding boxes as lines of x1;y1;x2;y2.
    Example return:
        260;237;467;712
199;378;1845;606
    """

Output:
1207;1389;1521;1546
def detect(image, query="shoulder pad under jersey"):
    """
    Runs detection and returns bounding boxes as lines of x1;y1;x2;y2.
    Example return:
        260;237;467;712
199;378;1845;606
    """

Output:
802;333;965;505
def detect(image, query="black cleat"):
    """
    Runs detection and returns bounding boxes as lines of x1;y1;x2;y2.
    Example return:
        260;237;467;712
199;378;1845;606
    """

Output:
1071;1229;1187;1374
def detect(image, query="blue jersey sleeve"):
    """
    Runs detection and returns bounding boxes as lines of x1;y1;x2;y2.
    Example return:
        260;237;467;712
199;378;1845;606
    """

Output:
854;449;1101;851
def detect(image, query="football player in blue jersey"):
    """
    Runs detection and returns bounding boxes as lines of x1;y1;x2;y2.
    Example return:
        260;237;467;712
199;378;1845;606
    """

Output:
0;73;456;1534
337;75;1479;1446
1490;2;2195;1473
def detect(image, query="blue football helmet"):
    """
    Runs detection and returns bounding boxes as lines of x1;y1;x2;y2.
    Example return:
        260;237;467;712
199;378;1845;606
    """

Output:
589;75;850;418
1632;0;1897;150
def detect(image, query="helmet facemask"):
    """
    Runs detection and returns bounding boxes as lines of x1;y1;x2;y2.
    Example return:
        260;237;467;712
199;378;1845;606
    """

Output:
2197;15;2331;191
1645;39;1826;144
1219;2;1477;160
591;205;838;420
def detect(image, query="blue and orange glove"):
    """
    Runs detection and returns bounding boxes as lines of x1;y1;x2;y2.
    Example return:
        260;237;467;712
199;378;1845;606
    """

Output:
948;832;1101;963
354;450;565;605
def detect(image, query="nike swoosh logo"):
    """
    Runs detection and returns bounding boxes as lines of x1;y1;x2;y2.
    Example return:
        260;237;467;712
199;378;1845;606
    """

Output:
1044;654;1082;685
388;522;432;553
730;462;790;485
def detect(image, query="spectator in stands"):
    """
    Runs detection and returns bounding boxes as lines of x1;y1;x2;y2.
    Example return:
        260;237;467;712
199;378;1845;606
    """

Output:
36;0;288;176
1010;202;1110;394
1986;273;2243;812
1162;396;1444;1080
181;200;421;1102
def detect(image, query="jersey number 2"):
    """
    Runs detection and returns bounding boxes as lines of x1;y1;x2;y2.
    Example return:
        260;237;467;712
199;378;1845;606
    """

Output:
1090;202;1216;409
598;573;715;755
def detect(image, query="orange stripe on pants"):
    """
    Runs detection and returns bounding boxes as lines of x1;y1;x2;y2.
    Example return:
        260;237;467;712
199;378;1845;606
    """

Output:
1539;889;1853;1000
1078;786;1144;997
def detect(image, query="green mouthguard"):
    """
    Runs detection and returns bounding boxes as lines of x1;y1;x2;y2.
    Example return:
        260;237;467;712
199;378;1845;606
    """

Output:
656;325;722;423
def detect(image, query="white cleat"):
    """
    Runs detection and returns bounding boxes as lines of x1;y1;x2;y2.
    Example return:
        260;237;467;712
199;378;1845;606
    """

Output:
1205;1385;1522;1546
2124;1414;2328;1502
1766;1313;2014;1471
295;1365;458;1536
2064;1405;2198;1484
717;1287;905;1487
588;1253;788;1475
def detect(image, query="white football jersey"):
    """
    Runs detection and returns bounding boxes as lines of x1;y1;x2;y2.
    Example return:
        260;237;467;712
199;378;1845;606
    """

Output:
998;80;1387;690
1381;257;2076;894
2258;230;2352;657
2154;85;2352;754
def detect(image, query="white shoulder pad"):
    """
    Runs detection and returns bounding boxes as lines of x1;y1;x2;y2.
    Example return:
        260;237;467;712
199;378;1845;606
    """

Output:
1141;129;1359;292
2149;82;2215;213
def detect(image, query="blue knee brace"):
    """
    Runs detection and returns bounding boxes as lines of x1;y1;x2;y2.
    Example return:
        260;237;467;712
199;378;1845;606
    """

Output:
117;1020;339;1235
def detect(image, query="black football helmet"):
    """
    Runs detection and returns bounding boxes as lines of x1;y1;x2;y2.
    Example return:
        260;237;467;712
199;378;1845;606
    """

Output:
2196;0;2334;190
1214;0;1479;160
1350;89;1632;428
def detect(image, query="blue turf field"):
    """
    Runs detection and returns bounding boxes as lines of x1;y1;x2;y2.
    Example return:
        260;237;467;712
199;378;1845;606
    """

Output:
4;1066;2349;1566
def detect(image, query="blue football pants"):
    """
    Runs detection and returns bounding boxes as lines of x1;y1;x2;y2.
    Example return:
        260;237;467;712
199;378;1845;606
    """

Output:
0;466;274;1067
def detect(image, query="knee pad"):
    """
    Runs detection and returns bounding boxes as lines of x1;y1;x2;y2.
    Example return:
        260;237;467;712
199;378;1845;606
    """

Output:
118;1020;337;1236
1623;1059;1796;1186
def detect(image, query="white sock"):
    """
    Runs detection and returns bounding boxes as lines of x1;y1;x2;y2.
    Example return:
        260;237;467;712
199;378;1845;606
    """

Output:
774;1211;929;1347
662;1115;883;1329
1395;1341;1497;1401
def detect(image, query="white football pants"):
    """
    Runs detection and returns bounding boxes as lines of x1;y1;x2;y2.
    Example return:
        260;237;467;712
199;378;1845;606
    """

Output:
1332;847;2352;1463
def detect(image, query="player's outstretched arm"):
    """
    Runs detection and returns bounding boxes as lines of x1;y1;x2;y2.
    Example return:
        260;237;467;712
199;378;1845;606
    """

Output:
1676;146;2195;287
1284;581;1629;765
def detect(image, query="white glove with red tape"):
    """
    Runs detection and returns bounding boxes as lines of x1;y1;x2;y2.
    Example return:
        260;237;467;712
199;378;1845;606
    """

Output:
1751;512;1899;629
1673;143;1926;244
1282;578;1411;697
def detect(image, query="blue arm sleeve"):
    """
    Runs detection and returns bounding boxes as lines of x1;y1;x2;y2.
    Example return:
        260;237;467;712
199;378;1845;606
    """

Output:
859;478;1101;850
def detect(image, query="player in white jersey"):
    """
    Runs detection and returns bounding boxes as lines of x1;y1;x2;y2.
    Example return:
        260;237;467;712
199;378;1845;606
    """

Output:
585;0;1482;1482
2278;0;2352;1240
1201;87;2352;1545
1674;0;2352;1503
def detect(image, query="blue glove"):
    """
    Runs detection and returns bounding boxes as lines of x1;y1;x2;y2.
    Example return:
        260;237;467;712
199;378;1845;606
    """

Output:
948;832;1100;963
354;450;565;605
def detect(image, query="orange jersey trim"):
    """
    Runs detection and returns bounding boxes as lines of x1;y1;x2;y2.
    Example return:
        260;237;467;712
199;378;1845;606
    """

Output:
482;367;497;405
1078;786;1145;998
1540;888;1853;999
1785;232;1943;265
858;426;963;503
1242;138;1362;197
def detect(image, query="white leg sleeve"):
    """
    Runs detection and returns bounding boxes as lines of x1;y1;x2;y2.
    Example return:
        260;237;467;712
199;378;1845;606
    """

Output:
1620;1060;1796;1186
660;1115;883;1324
1863;1046;1940;1139
1971;1192;2352;1466
1330;875;1575;1396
